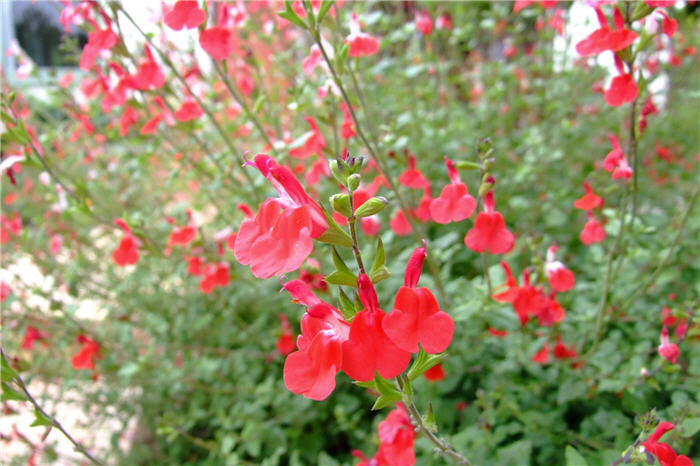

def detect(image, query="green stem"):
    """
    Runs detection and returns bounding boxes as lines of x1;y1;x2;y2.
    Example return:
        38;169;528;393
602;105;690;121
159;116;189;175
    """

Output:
1;349;105;466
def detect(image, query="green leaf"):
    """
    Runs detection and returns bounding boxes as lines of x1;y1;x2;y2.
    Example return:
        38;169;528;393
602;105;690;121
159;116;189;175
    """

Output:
338;288;359;320
317;0;334;24
252;95;266;114
325;270;358;287
565;445;588;466
30;408;55;427
680;418;700;437
1;356;19;381
317;209;353;247
371;393;403;410
407;348;445;381
336;43;349;76
278;2;307;30
1;382;27;401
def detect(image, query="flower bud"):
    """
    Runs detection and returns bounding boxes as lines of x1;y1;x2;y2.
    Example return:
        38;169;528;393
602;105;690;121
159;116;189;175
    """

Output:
354;196;387;218
455;160;481;171
347;174;361;192
329;159;347;186
330;193;353;218
477;137;492;156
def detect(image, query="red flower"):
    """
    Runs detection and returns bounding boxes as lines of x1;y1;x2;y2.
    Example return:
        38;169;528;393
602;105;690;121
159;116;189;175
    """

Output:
575;7;637;57
340;102;356;139
302;44;322;76
604;73;638;107
281;280;349;400
21;326;49;350
532;343;549;364
164;1;206;31
642;422;693;466
398;155;430;190
573;181;603;211
276;314;296;356
199;26;233;60
430;157;476;224
131;45;166;91
657;10;678;39
174;100;203;122
553;337;578;360
424;362;446;382
71;335;101;371
112;219;139;267
415;10;433;36
342;275;411;382
345;13;380;57
464;191;514;255
355;404;415;466
580;212;606;245
488;327;508;337
199;262;229;293
658;327;680;364
234;155;327;278
545;245;575;292
383;244;454;354
390;210;412;236
289;117;326;159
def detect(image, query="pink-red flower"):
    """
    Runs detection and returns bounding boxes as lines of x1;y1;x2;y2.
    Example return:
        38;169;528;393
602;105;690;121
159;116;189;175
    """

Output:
398;155;430;190
164;1;206;31
345;13;380;57
199;26;233;60
464;191;514;255
281;280;349;400
545;245;575;293
658;327;680;364
174;100;203;122
112;219;139;267
234;154;327;278
575;7;637;57
580;212;606;245
383;244;454;354
342;275;411;382
430;157;476;224
573;181;603;210
603;134;633;181
21;326;49;350
71;335;101;371
415;10;433;36
642;422;693;466
354;404;415;466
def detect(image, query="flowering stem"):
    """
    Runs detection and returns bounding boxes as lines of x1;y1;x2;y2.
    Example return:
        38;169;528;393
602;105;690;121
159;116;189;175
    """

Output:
0;349;105;466
619;187;699;311
348;196;367;275
582;187;630;359
309;26;449;308
396;375;472;465
482;253;492;296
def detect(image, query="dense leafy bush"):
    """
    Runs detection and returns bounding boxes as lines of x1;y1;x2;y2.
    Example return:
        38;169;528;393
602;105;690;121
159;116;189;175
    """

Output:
1;1;698;465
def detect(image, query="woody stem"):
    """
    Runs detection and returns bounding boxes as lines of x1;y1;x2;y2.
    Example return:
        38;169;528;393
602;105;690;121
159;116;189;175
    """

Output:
309;27;449;308
396;375;472;465
1;349;105;466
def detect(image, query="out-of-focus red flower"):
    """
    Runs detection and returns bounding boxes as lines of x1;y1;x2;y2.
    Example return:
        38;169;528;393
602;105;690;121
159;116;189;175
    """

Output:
21;326;49;350
580;212;606;245
174;100;203;122
464;191;514;255
164;1;206;31
355;404;415;466
658;327;680;364
112;219;139;267
415;10;433;36
605;73;638;107
199;26;233;60
532;343;549;364
390;210;412;236
574;181;603;211
575;7;637;57
71;335;101;371
430;157;475;224
424;362;446;382
545;245;575;293
345;13;379;57
276;314;296;356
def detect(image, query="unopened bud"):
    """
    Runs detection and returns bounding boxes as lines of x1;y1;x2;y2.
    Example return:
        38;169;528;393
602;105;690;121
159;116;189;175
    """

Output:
477;137;492;156
330;193;353;218
329;159;346;186
354;196;387;218
455;160;481;171
347;174;361;192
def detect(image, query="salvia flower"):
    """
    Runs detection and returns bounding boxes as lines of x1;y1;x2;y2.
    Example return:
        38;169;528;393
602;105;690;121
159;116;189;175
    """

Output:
545;245;575;292
464;191;515;255
71;335;101;371
580;212;606;245
281;279;349;400
354;404;415;466
112;219;139;267
345;13;380;57
573;181;603;210
641;421;693;466
164;1;206;31
342;275;411;382
575;7;637;57
383;244;454;354
234;154;327;278
658;327;680;364
430;157;476;224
